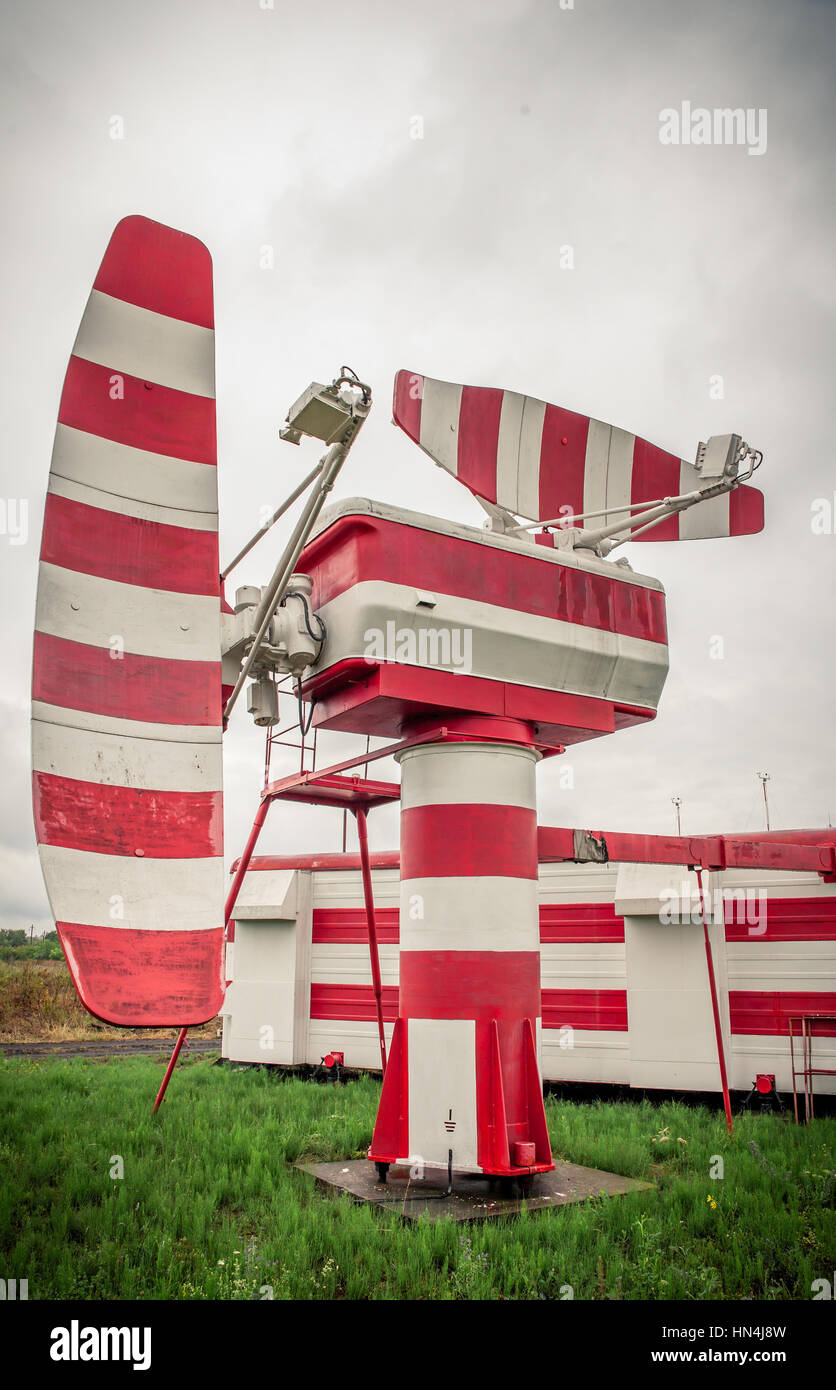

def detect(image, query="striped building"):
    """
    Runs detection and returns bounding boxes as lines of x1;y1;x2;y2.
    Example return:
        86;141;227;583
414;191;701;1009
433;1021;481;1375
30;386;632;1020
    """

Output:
223;854;836;1097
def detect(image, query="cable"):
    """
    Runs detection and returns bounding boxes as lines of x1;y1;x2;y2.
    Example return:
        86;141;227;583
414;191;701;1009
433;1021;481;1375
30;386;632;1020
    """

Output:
295;678;315;736
285;590;327;645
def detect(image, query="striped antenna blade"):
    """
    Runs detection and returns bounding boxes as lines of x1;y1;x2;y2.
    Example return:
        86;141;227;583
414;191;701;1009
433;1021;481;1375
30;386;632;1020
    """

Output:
32;216;225;1026
393;370;764;540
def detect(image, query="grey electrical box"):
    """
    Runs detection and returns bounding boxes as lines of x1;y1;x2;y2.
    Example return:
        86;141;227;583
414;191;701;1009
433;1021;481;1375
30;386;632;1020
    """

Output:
247;677;279;727
279;382;354;445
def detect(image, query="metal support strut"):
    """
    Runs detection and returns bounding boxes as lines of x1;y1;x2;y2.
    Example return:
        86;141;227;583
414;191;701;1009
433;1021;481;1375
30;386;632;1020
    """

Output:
696;866;734;1135
153;797;273;1112
354;805;387;1073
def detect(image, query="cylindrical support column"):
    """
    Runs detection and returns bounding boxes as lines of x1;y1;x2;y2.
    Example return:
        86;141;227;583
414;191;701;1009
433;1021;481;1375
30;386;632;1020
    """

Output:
369;719;553;1177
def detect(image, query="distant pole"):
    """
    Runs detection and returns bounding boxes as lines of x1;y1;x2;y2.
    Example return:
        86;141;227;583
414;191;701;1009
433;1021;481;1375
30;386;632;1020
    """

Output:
757;772;771;831
671;796;682;836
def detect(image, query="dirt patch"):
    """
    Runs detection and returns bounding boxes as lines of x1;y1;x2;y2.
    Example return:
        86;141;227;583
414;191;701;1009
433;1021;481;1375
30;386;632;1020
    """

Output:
0;1038;221;1060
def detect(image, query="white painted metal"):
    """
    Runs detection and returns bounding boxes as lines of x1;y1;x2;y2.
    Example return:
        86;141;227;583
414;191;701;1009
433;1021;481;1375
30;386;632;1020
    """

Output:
31;700;222;746
47;472;218;533
32;720;223;792
408;1018;478;1170
73;289;216;397
418;377;463;477
313;580;669;709
36;563;221;662
400;739;537;810
38;845;225;931
51;424;219;515
399;877;541;953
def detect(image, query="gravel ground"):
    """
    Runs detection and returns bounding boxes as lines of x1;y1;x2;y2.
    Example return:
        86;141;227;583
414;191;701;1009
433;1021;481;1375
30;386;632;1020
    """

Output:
0;1037;222;1060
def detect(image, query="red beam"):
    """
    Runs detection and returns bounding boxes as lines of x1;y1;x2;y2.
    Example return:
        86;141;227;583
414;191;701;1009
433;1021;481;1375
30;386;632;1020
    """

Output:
536;826;836;878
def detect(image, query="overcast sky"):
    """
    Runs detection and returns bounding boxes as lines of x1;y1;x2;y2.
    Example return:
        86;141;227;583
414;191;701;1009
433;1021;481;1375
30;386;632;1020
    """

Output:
2;0;834;931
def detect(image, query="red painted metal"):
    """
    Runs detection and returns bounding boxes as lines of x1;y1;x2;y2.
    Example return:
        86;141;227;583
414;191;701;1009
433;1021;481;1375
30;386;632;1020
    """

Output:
262;721;559;809
262;771;399;810
392;369;764;540
354;806;388;1072
225;798;271;927
55;923;224;1027
301;510;669;643
153;790;271;1113
537;825;836;879
541;988;629;1032
33;632;221;727
311;983;399;1023
399;951;542;1021
313;908;400;945
33;773;223;858
368;1016;409;1161
368;719;554;1178
59;355;216;464
724;897;836;941
539;903;625;944
730;993;836;1036
41;492;220;596
400;803;538;880
303;655;651;746
92;214;214;327
243;851;401;873
789;1014;836;1122
311;902;628;945
696;868;734;1135
249;828;836;879
153;1026;188;1113
33;216;224;1042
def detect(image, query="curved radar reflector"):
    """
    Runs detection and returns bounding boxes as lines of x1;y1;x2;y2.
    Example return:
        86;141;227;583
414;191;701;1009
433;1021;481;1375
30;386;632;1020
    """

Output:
31;216;224;1026
393;369;764;540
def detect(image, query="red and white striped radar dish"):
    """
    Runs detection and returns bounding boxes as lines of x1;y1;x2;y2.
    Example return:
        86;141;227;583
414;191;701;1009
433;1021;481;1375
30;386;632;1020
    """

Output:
31;216;225;1026
393;370;764;540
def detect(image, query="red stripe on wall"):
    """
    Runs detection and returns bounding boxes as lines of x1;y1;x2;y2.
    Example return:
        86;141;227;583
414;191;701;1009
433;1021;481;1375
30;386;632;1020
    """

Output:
312;908;400;944
41;492;219;597
399;950;541;1021
729;991;836;1036
539;903;625;943
33;632;221;726
33;772;223;858
724;897;836;941
93;216;214;329
541;988;628;1031
538;404;589;525
59;357;216;465
457;386;503;505
308;902;627;944
57;922;224;1026
400;803;538;880
302;514;667;645
309;979;627;1032
310;982;400;1023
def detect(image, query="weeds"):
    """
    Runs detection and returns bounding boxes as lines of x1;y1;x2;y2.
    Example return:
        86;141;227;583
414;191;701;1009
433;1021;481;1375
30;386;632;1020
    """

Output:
0;1058;833;1300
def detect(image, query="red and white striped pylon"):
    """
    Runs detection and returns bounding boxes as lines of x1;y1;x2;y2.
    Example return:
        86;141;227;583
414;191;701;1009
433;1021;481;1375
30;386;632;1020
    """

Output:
369;717;554;1178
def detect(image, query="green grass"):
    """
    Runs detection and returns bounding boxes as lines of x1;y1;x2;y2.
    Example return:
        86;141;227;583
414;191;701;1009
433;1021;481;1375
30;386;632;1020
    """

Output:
1;1056;834;1300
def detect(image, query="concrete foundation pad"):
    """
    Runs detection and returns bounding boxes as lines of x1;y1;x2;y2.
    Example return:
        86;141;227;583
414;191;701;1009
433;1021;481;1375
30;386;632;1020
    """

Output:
295;1158;653;1222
